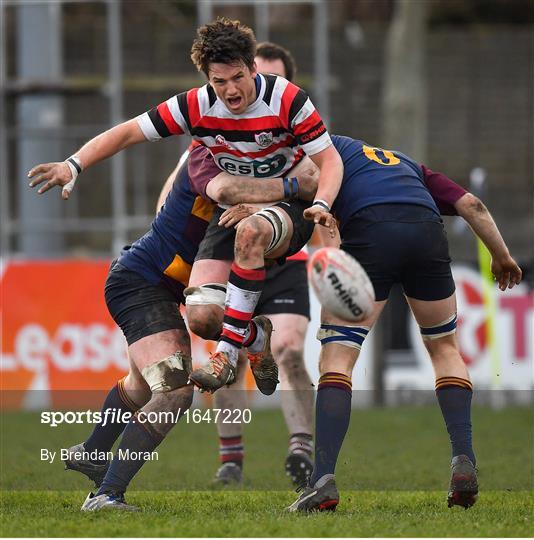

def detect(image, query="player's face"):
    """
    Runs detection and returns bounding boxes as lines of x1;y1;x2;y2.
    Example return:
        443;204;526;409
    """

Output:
208;62;258;114
255;57;286;78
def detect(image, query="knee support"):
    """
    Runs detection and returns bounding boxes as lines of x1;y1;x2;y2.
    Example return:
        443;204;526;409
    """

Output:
317;324;370;350
254;207;289;257
141;351;192;393
184;283;226;308
420;313;457;340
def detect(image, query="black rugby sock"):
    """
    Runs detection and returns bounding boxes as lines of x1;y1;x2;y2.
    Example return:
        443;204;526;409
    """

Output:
84;380;140;462
97;415;162;496
435;377;476;465
310;373;352;485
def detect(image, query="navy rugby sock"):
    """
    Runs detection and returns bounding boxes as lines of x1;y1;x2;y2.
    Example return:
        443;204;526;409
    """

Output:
84;379;140;461
97;415;162;496
310;373;352;485
435;377;476;465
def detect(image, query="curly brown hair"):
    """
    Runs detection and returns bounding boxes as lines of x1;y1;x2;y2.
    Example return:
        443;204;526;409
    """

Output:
191;17;257;76
256;42;297;82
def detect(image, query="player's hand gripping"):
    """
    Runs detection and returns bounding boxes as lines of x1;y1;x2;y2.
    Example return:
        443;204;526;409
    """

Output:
218;204;259;228
303;202;337;238
28;161;78;200
491;254;522;291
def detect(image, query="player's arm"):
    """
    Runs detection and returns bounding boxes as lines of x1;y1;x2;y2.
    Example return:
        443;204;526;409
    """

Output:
188;145;318;205
30;93;190;200
28;119;146;199
284;85;343;235
206;169;317;205
422;165;522;290
454;193;522;290
307;144;344;212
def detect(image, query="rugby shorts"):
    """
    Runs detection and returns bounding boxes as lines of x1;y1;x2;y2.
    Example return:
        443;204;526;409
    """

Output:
255;260;310;319
105;259;186;346
339;204;455;302
194;200;314;262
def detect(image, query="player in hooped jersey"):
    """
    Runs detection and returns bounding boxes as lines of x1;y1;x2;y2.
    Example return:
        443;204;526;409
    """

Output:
140;19;343;393
27;18;340;510
29;17;343;396
285;136;522;512
41;149;316;512
156;42;316;487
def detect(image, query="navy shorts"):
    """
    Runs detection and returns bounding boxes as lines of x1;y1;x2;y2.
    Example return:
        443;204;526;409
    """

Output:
340;204;455;302
255;260;310;319
105;260;186;346
195;200;314;262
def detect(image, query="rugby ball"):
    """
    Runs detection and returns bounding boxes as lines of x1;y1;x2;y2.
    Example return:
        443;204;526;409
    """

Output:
308;247;375;322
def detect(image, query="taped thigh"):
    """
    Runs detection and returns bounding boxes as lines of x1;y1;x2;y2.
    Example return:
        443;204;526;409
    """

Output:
420;313;457;340
141;351;192;393
317;324;370;350
184;283;226;308
254;207;289;257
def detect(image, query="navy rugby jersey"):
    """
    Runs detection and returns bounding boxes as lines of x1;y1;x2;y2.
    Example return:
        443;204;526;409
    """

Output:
117;161;214;300
331;135;441;228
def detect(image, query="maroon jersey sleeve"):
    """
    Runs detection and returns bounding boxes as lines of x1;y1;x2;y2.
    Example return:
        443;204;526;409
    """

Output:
421;165;468;216
187;145;221;202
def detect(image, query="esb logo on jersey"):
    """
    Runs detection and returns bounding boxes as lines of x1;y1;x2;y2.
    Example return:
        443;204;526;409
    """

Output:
218;154;287;177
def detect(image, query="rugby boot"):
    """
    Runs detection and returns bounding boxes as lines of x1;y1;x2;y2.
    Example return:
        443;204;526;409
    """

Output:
247;316;279;395
285;452;313;487
189;351;236;393
211;462;243;486
64;443;109;487
81;491;139;512
447;454;479;509
286;474;339;512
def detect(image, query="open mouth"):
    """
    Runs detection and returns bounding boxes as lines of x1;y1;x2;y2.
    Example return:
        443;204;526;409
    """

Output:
227;96;242;109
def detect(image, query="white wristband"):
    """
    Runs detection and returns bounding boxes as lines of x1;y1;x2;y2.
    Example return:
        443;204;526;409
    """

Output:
63;155;82;195
312;199;331;212
65;155;82;180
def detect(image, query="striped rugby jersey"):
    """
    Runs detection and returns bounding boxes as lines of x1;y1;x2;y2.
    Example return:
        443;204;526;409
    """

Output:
137;74;332;179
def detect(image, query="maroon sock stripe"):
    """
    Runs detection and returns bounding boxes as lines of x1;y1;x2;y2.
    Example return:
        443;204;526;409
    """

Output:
219;435;244;464
221;453;244;463
220;436;242;445
117;379;139;412
318;372;352;394
435;377;473;392
436;376;473;390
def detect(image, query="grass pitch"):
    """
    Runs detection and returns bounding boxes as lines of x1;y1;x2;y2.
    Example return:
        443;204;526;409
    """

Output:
1;406;532;536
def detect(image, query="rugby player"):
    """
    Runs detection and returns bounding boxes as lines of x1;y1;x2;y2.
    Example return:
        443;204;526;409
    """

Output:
40;154;316;511
28;17;343;396
283;136;522;512
156;42;315;486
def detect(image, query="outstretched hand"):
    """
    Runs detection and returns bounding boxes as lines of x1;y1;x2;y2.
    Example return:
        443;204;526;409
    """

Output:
28;162;77;200
491;254;522;291
303;205;337;238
